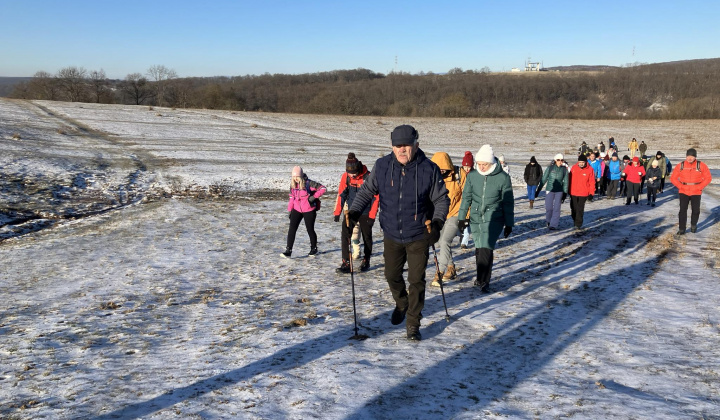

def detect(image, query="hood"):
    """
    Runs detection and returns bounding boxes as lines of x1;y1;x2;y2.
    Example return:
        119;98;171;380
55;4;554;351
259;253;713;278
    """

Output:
431;152;454;171
529;156;538;164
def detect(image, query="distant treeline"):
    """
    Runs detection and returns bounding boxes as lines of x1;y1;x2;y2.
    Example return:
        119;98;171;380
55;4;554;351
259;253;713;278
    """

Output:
9;59;720;119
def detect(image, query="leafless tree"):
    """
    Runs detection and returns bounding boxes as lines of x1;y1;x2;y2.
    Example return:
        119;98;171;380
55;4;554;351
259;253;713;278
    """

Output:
27;71;60;100
88;69;110;103
56;66;88;102
146;64;178;106
120;73;153;105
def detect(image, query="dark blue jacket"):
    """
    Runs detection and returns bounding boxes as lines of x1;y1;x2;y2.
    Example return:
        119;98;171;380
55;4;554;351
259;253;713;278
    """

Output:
350;149;449;244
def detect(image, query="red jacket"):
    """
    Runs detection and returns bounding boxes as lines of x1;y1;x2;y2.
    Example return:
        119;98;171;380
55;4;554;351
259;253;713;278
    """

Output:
623;162;646;183
671;159;712;196
569;163;596;196
333;166;379;219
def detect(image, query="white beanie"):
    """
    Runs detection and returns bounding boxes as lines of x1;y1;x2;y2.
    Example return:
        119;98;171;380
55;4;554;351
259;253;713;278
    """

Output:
554;153;564;161
498;154;505;162
475;145;495;163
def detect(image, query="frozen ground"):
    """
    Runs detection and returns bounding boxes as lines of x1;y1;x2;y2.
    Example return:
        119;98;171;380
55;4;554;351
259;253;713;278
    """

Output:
1;98;719;419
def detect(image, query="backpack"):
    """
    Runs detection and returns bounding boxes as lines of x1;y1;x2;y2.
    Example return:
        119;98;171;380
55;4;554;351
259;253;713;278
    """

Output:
293;179;321;210
680;160;701;172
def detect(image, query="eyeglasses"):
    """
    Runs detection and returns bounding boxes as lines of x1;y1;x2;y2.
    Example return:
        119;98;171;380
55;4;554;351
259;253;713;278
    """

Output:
555;159;563;161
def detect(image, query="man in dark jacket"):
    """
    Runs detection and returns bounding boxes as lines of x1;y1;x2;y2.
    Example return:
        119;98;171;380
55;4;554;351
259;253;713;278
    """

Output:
349;125;449;341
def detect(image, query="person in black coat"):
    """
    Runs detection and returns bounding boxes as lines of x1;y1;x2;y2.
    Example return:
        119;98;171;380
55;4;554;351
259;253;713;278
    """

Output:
524;156;542;209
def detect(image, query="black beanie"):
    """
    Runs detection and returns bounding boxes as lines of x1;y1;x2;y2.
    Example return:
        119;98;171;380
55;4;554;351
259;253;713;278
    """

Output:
346;153;361;174
578;154;588;162
391;125;418;146
686;148;697;157
656;151;663;156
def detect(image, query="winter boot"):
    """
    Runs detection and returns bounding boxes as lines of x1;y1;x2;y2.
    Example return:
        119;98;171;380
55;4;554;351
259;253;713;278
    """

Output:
431;271;444;287
391;305;407;325
308;246;318;256
281;247;292;258
359;257;370;272
691;225;697;233
406;324;421;341
336;260;351;274
529;200;534;209
474;279;490;293
443;264;457;281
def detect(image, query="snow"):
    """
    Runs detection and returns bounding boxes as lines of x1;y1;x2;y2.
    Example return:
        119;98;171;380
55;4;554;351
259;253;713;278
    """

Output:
1;98;719;419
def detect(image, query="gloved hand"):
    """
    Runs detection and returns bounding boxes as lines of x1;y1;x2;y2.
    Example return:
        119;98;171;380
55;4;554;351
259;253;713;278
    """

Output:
588;194;593;202
425;219;444;245
347;210;361;228
367;218;375;228
504;226;512;238
288;211;292;219
308;196;316;205
561;192;567;204
458;219;469;232
334;215;340;223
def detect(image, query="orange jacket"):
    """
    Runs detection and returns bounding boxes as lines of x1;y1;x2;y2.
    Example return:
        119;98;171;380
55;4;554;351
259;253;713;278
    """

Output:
333;166;379;218
670;159;712;196
430;152;466;219
569;163;596;196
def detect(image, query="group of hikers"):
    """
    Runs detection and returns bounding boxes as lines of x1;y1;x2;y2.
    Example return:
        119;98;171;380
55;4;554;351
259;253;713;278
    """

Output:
282;126;712;341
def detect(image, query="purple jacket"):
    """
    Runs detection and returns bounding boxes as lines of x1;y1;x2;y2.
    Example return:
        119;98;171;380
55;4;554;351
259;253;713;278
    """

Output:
288;176;327;213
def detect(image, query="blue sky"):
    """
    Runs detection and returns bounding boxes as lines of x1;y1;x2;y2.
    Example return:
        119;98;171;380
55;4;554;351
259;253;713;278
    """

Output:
1;0;718;79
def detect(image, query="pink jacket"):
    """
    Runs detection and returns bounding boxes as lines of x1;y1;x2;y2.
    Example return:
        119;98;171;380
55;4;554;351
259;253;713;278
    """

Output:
288;177;327;213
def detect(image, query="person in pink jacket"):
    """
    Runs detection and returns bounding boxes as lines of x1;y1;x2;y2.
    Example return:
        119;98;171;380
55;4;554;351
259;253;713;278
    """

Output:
283;166;327;258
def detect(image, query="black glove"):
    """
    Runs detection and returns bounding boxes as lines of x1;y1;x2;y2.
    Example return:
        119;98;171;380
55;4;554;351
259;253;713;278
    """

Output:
288;211;292;219
367;218;375;227
561;192;567;204
588;194;593;202
334;215;340;223
458;219;469;232
504;226;512;238
425;219;443;245
308;196;316;205
347;210;361;227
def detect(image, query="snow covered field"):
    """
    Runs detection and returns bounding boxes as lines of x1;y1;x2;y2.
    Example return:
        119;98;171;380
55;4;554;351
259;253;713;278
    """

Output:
1;98;719;419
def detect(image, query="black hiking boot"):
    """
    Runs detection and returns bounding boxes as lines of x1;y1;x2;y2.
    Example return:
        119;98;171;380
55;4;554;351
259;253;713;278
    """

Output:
676;229;686;236
281;248;292;258
474;279;490;293
359;258;370;272
406;325;421;341
691;225;697;233
308;247;318;256
336;260;351;274
391;306;407;325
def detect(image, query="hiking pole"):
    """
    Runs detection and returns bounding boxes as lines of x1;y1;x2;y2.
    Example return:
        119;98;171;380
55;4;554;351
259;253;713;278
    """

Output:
425;221;451;321
346;211;368;340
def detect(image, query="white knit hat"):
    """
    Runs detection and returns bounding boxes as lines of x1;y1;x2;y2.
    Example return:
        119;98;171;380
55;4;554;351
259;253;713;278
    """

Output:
498;154;505;162
475;145;495;163
554;153;564;161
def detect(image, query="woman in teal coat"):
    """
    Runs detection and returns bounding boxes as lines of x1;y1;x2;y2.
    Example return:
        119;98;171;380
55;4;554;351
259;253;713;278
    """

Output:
458;145;514;293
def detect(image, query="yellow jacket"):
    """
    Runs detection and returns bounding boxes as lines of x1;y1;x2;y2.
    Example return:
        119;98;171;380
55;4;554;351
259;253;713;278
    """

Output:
431;152;467;219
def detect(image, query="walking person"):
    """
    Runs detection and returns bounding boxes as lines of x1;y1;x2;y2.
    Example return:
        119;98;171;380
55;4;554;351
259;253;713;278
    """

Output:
569;154;595;230
606;153;622;199
661;152;672;193
587;152;602;200
645;160;662;207
333;153;379;273
524;156;542;209
283;166;327;258
537;153;569;230
624;157;646;205
459;151;474;249
619;155;631;197
670;148;712;234
628;138;639;159
429;152;468;286
639;140;648;157
498;154;510;175
348;125;449;341
457;145;514;293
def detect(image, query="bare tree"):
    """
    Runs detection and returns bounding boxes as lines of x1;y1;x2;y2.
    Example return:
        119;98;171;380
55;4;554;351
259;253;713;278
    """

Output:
28;71;60;100
56;66;88;102
146;64;178;106
120;73;153;105
88;69;110;103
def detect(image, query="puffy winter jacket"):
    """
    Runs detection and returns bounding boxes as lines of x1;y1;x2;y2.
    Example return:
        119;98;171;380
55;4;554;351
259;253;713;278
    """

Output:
288;175;326;213
524;161;542;186
624;163;646;184
539;163;569;193
670;159;712;196
333;165;379;219
645;167;663;187
458;162;514;250
607;159;622;181
569;164;596;196
431;152;465;219
350;149;449;244
588;159;602;180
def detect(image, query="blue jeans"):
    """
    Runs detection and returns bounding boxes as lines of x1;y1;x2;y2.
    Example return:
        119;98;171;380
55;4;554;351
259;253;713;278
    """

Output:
527;185;538;201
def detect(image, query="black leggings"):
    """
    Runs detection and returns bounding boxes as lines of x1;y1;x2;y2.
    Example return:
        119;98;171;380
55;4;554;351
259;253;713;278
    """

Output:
286;210;317;250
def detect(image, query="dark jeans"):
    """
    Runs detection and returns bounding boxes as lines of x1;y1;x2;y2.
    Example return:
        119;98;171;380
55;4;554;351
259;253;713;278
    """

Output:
678;194;702;230
341;214;374;262
647;185;658;203
607;179;619;199
475;247;494;287
626;182;641;204
383;237;430;328
570;195;588;227
286;209;317;250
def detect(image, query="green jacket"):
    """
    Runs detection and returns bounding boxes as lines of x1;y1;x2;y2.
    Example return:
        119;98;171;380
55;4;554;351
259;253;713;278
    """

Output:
458;163;514;250
539;163;569;193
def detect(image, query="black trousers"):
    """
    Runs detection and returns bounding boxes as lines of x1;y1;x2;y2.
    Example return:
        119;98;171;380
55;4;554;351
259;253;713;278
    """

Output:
570;195;588;227
646;185;658;203
286;209;317;250
341;214;374;261
383;237;429;328
626;182;641;204
475;247;494;287
678;193;702;230
607;179;619;199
